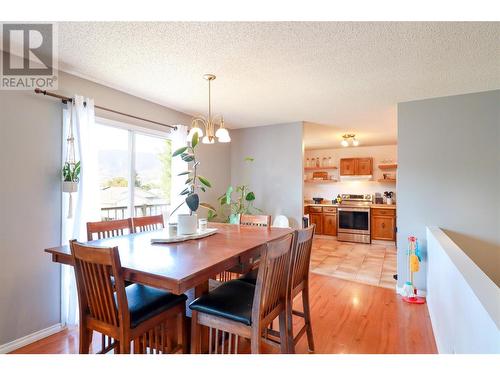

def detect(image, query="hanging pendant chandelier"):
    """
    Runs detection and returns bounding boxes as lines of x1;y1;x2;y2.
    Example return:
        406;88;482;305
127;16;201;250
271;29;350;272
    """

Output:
188;74;230;144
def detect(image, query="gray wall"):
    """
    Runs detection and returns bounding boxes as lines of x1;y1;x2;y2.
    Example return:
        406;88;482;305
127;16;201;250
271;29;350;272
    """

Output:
397;90;500;290
230;122;304;228
0;70;230;345
0;91;62;345
196;142;231;217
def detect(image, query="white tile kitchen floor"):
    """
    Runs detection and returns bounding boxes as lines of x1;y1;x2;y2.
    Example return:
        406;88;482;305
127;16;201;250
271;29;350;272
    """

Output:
310;236;397;289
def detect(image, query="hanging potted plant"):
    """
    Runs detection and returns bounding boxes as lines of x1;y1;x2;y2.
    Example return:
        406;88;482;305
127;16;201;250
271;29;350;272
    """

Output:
170;132;215;235
62;161;80;193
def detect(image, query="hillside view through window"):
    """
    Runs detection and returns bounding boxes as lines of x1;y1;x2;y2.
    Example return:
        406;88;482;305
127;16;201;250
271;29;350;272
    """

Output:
96;122;171;220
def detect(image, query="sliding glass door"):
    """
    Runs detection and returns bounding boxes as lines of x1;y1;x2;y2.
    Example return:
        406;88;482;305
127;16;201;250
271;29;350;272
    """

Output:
95;119;171;220
133;133;171;217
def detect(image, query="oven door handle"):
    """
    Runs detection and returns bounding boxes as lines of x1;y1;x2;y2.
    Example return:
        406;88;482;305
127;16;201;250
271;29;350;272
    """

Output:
337;207;370;213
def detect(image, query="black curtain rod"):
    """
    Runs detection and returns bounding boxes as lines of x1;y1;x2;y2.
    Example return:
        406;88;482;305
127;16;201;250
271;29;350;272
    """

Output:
34;88;177;130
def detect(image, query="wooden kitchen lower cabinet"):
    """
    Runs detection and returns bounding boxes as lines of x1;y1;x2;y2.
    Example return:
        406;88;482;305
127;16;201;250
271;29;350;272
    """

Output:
323;213;337;236
371;208;396;241
309;213;323;234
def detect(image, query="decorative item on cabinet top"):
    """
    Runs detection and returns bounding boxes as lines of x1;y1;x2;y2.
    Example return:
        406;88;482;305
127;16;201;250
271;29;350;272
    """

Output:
304;156;337;170
378;173;396;183
305;171;337;183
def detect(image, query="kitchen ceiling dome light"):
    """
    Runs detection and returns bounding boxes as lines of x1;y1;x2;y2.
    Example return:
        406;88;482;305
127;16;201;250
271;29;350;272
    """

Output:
188;74;230;144
341;134;359;147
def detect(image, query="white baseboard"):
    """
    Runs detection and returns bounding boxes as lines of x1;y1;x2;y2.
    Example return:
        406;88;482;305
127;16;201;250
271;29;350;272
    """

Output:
0;323;65;354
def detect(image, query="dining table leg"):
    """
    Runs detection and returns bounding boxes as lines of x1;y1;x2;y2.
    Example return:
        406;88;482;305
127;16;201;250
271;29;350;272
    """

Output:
190;280;209;354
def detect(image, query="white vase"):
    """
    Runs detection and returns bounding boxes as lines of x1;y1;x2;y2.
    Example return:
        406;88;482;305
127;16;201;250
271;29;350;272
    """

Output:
386;198;393;205
62;181;78;193
177;213;198;235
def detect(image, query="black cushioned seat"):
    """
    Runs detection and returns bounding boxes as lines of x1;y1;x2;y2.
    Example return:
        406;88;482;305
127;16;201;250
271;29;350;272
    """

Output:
189;280;255;326
120;284;187;328
238;268;258;285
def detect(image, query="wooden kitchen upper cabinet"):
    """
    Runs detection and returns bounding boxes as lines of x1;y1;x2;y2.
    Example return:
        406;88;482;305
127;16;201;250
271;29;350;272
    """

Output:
340;158;356;175
356;158;373;175
340;157;373;176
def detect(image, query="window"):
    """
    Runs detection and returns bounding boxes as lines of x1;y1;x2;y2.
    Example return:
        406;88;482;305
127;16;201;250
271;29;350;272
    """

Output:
134;133;171;217
96;119;172;220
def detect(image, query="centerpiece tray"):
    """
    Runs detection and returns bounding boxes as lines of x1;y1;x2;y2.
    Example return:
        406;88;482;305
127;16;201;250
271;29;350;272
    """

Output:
150;228;218;244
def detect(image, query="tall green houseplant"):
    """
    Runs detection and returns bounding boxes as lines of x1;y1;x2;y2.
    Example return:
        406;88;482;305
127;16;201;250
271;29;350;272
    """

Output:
208;157;262;223
170;132;215;218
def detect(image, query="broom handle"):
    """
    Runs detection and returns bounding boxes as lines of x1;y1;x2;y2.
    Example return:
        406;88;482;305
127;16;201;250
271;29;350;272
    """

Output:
410;240;415;295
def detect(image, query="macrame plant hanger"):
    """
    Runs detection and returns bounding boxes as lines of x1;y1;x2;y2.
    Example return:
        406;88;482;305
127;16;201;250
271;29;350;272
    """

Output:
63;101;78;219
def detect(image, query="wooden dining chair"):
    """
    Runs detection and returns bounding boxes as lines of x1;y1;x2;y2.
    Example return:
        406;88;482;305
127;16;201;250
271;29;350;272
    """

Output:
215;214;273;282
240;214;272;227
86;218;134;241
237;225;316;353
285;224;315;353
132;214;164;233
189;231;296;354
86;218;135;351
70;240;188;354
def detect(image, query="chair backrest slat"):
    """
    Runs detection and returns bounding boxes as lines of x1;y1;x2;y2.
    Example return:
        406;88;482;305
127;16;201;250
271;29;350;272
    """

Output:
70;240;129;330
291;225;315;291
252;232;295;325
87;219;134;241
132;215;164;233
240;214;272;227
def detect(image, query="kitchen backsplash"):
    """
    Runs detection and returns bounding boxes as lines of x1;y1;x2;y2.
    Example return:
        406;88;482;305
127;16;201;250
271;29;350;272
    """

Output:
304;144;397;202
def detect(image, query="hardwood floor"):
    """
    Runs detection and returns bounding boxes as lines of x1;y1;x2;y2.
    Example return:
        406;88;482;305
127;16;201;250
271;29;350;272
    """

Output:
292;274;436;354
11;273;436;354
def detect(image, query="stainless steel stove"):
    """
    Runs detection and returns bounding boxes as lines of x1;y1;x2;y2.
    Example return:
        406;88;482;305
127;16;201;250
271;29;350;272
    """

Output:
337;194;372;243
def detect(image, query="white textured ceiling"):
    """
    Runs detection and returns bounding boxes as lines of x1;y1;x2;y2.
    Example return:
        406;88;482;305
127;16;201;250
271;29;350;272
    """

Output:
55;22;499;147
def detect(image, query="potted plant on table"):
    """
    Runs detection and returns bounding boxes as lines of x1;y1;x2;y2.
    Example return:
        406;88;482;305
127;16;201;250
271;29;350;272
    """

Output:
170;132;215;235
384;191;394;205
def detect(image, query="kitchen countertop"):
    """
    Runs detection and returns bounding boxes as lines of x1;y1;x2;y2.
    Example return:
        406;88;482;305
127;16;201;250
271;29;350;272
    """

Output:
304;202;340;207
304;202;396;209
370;204;396;209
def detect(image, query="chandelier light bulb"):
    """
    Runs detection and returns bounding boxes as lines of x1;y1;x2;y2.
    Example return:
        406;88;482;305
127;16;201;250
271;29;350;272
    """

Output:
215;127;229;139
341;133;358;147
188;127;204;141
218;134;231;143
202;136;215;144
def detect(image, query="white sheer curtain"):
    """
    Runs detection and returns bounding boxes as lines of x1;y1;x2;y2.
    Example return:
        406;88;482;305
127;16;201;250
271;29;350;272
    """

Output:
61;96;101;326
169;124;189;221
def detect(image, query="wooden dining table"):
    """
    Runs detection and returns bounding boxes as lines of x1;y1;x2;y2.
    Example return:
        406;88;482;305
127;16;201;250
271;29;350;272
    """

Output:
45;222;293;353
